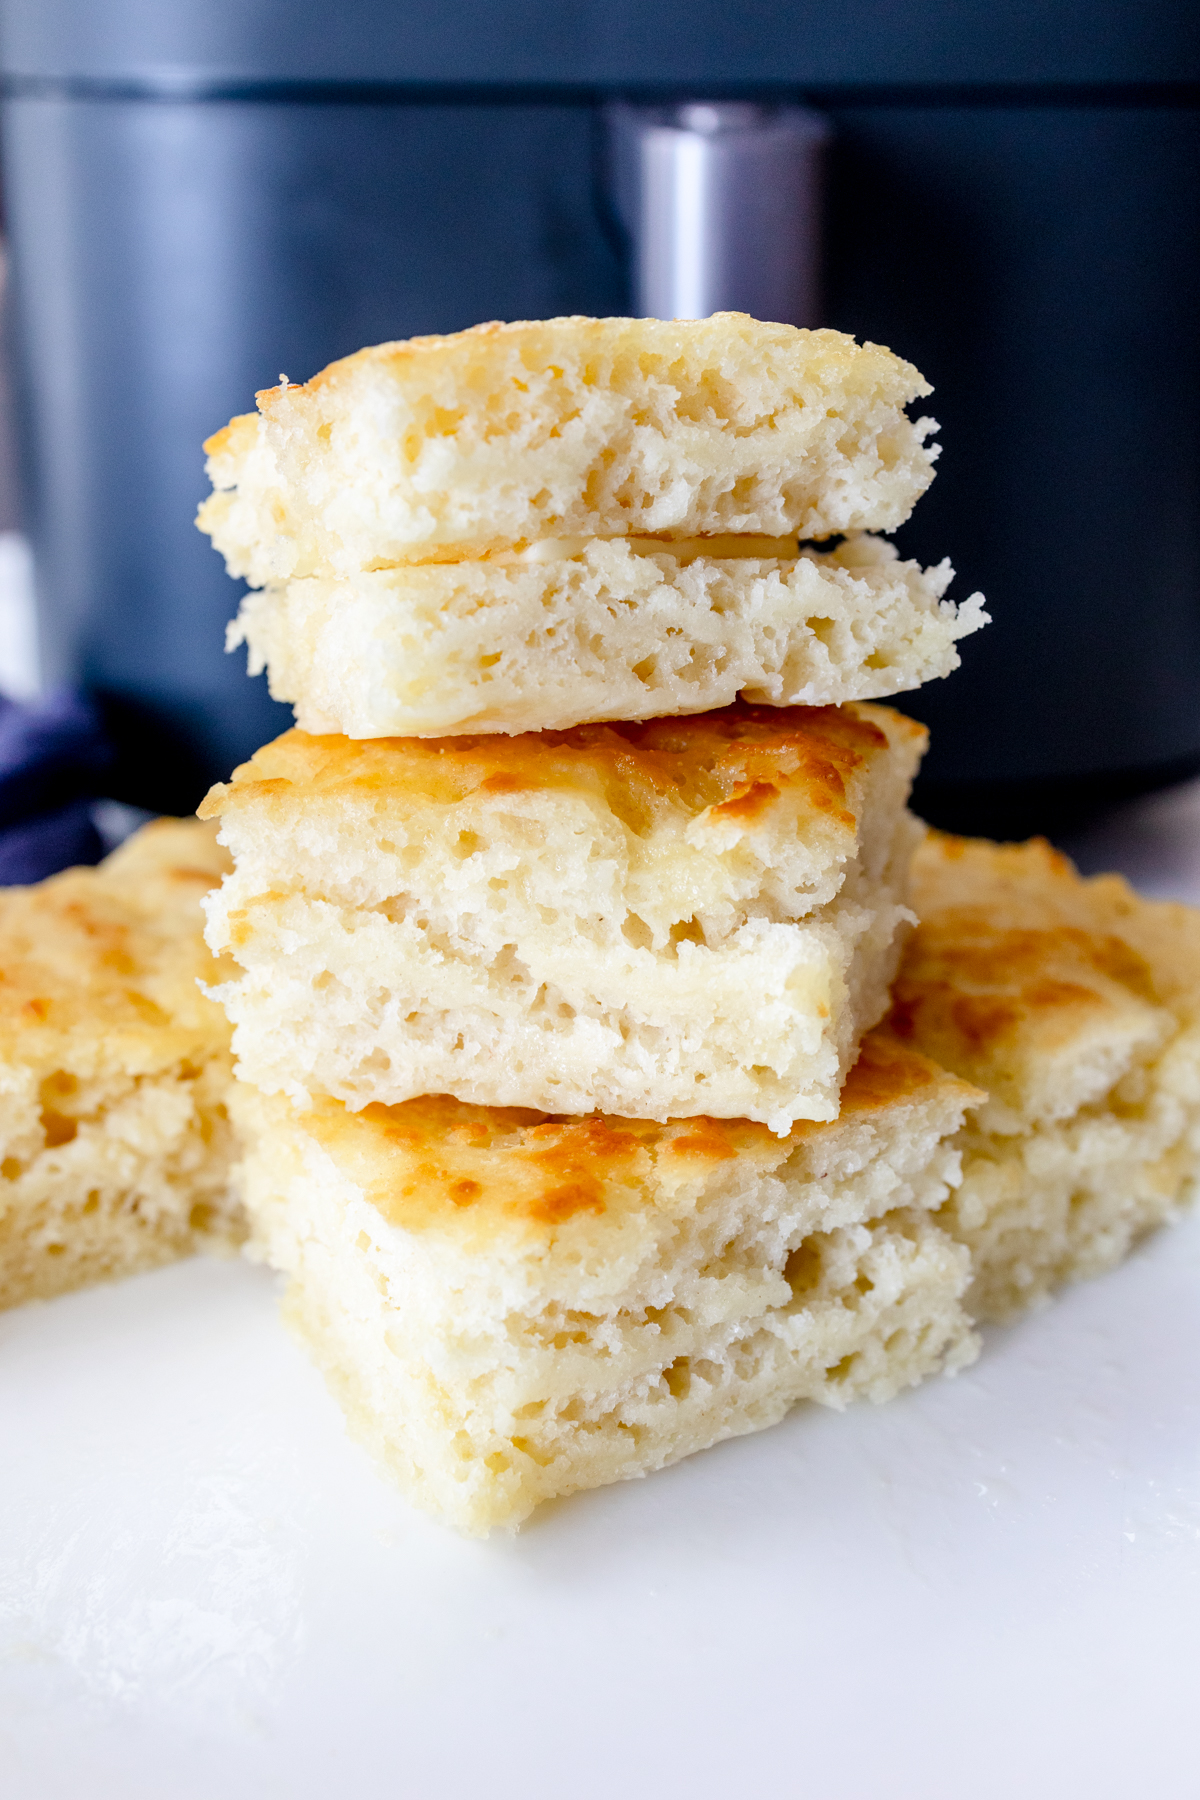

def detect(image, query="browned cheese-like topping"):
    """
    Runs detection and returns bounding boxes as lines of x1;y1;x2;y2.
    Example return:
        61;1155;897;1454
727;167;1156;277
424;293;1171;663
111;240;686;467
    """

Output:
200;701;911;844
300;1026;972;1245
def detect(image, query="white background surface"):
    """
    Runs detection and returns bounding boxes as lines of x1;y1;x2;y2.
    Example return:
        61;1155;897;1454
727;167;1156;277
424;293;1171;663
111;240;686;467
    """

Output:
2;540;1199;1797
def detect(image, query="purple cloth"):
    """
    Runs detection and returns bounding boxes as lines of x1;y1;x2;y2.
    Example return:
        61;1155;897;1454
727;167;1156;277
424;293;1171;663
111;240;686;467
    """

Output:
0;797;105;886
0;691;113;884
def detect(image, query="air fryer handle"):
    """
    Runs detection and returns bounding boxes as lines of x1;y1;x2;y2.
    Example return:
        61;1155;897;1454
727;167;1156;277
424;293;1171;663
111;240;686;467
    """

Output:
606;101;829;326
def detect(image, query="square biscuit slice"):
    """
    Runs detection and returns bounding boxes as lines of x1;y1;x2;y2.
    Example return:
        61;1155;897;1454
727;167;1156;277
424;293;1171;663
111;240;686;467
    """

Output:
0;819;245;1310
200;702;927;1133
234;1030;982;1535
230;533;987;739
890;832;1200;1322
197;314;940;587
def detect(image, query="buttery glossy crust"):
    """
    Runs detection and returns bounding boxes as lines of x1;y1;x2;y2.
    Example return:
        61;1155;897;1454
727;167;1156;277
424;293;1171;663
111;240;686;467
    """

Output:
890;831;1200;1104
200;700;924;843
0;818;234;1076
292;1029;980;1247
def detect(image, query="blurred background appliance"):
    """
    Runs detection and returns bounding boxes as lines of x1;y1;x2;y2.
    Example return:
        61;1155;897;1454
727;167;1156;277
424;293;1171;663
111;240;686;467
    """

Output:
0;0;1196;831
607;102;829;326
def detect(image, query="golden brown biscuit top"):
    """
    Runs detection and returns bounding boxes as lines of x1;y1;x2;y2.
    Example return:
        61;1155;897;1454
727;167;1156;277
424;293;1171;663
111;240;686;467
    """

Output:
889;832;1200;1120
297;1029;977;1247
0;818;234;1072
200;702;922;842
203;314;929;460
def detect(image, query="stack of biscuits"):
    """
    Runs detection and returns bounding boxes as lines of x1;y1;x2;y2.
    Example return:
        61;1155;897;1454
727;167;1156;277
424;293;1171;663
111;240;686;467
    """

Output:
189;313;1200;1535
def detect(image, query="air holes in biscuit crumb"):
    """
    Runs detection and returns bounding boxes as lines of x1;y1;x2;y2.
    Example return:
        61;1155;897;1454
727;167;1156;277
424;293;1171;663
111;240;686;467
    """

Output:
826;1353;858;1383
189;1201;214;1232
632;656;658;685
669;917;705;949
510;1436;555;1467
41;1112;77;1149
864;651;890;670
46;1243;66;1257
455;830;483;859
621;913;654;950
806;617;837;646
663;1357;692;1399
425;405;465;439
1;1157;21;1180
513;1400;547;1420
82;1190;100;1215
784;1241;822;1294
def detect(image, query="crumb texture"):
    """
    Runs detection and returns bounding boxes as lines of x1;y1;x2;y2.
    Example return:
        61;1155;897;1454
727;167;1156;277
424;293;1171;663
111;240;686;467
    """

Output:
0;819;245;1309
230;533;987;738
893;832;1200;1319
197;315;940;582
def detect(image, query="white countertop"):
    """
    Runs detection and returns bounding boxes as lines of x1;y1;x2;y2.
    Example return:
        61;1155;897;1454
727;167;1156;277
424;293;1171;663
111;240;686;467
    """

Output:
4;1213;1198;1800
2;538;1198;1799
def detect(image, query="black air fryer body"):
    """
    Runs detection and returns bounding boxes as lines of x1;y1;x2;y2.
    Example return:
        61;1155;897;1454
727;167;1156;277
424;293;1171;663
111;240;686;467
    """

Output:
0;0;1196;828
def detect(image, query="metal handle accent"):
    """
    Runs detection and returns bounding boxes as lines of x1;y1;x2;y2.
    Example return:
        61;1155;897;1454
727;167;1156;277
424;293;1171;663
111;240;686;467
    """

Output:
607;101;829;325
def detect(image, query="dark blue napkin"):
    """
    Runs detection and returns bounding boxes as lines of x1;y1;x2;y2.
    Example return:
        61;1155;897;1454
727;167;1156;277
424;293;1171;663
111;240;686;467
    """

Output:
0;690;114;885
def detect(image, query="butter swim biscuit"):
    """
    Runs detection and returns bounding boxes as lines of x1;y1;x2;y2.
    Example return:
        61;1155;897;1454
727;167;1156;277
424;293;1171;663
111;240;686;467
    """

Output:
198;314;942;586
200;702;926;1134
894;833;1200;1321
234;1031;981;1535
0;819;244;1310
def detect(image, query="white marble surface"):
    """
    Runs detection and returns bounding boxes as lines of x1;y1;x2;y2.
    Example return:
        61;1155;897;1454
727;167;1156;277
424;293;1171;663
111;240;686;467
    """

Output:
2;537;1198;1797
